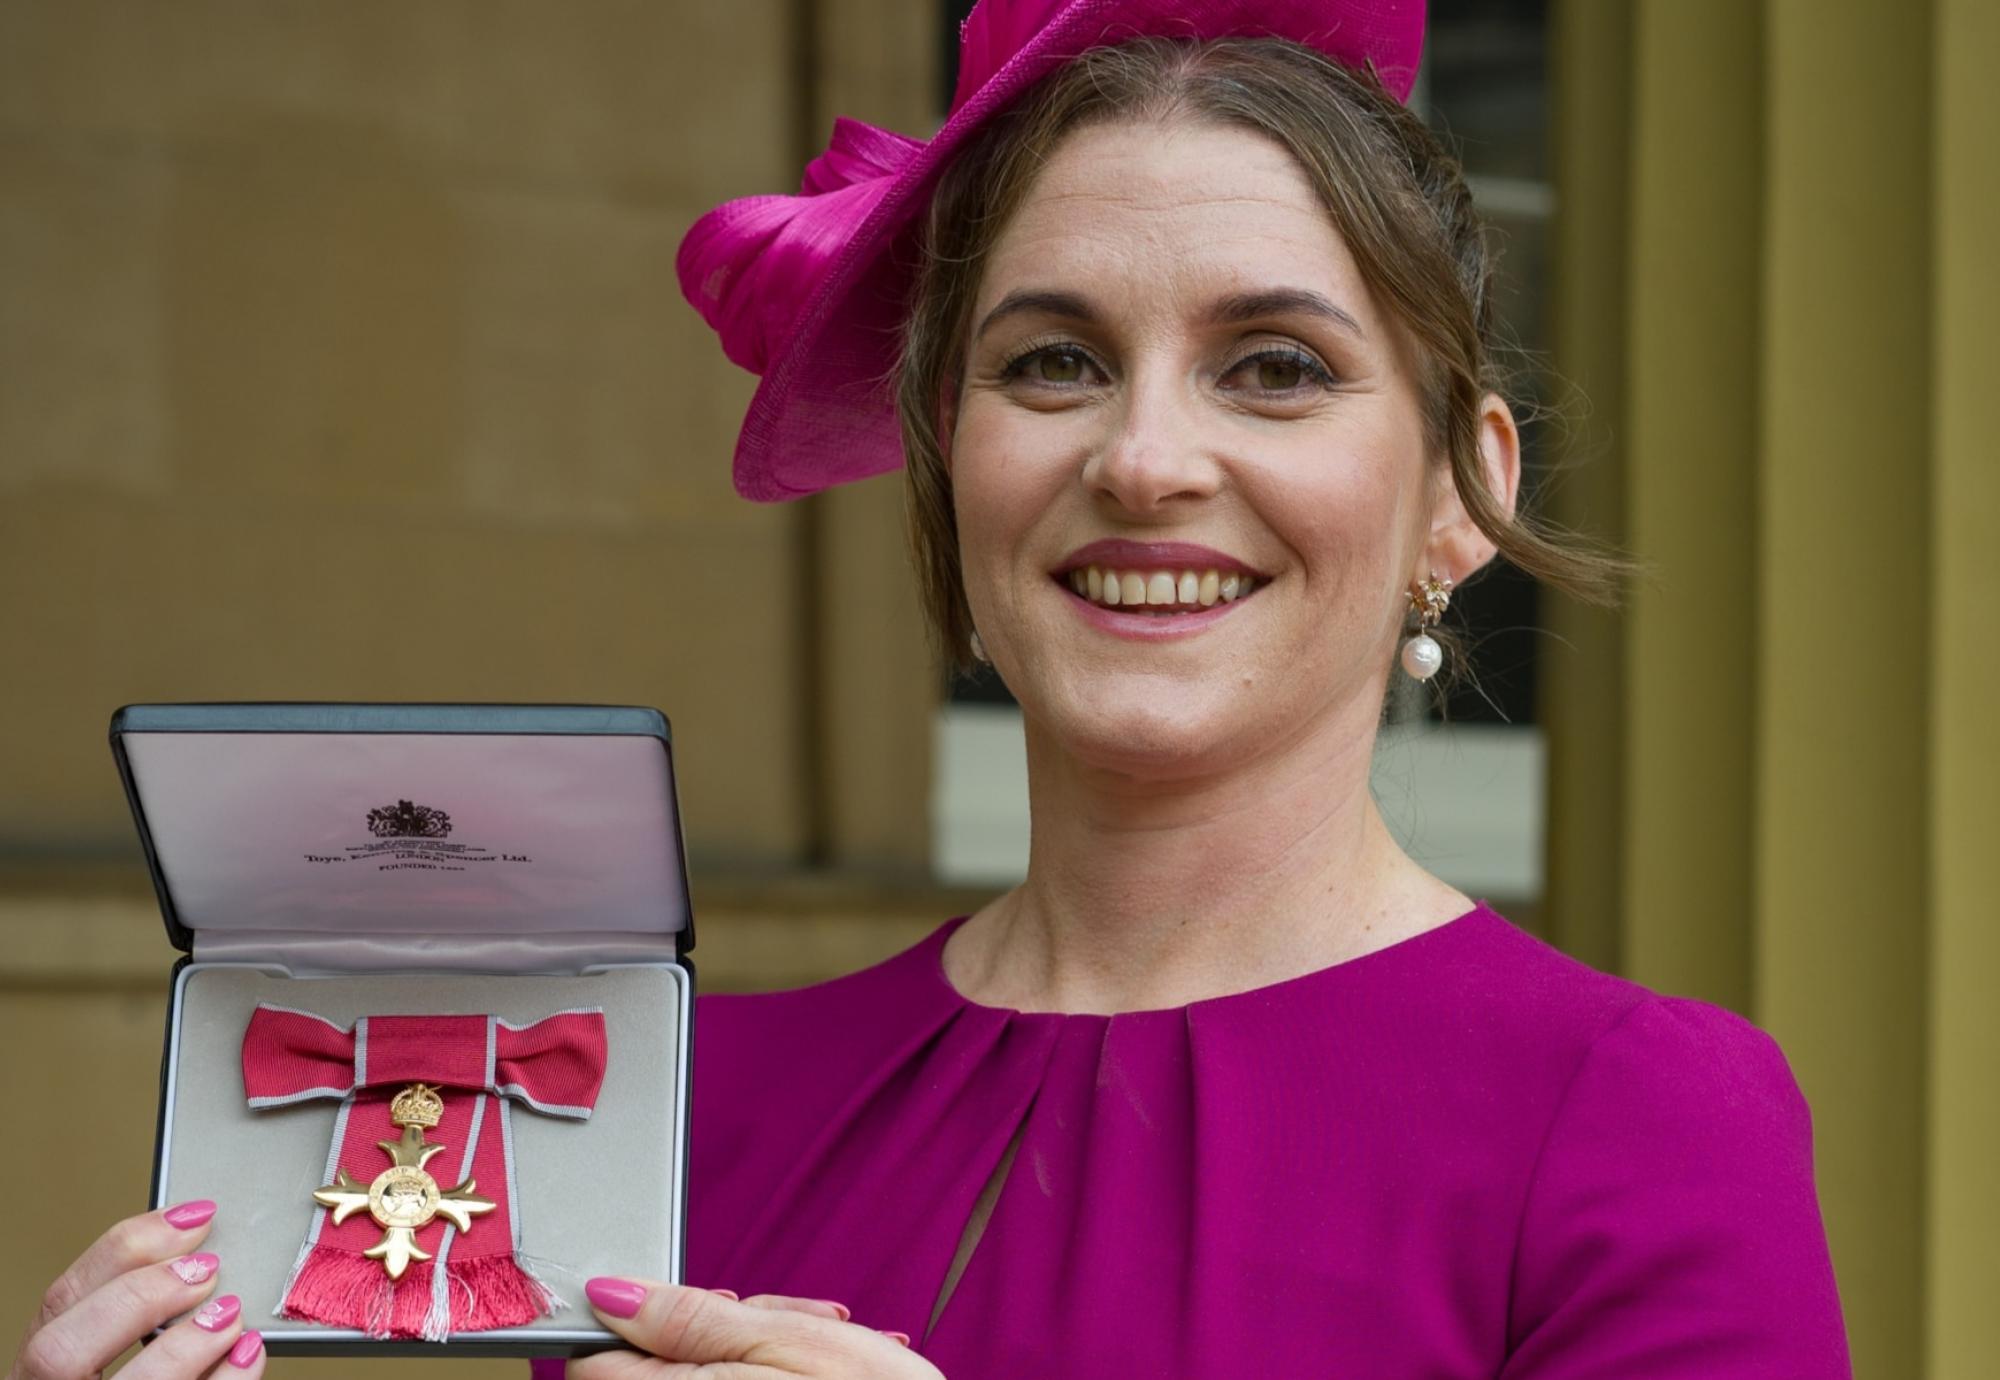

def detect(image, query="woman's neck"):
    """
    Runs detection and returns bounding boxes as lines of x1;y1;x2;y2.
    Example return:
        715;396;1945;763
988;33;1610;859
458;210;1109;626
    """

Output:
946;700;1470;1015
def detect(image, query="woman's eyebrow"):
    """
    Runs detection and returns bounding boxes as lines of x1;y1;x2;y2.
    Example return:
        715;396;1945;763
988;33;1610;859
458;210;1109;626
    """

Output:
974;286;1366;343
975;289;1095;343
1207;288;1367;340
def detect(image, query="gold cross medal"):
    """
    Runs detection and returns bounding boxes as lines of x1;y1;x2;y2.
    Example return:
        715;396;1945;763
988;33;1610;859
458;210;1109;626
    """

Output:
310;1083;496;1279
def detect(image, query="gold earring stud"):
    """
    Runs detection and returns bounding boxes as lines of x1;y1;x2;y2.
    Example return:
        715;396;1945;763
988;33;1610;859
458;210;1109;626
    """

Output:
1400;572;1453;681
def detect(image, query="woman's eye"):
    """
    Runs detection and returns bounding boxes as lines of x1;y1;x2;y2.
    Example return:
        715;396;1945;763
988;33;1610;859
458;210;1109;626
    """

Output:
1003;345;1098;386
1255;356;1304;390
1233;349;1335;393
1000;344;1334;394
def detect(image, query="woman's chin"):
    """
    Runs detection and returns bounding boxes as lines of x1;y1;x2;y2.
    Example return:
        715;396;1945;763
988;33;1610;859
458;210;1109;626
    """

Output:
1012;650;1390;785
1025;686;1259;783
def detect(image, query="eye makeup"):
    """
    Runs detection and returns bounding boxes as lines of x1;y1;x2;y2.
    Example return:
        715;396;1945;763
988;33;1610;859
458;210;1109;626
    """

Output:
997;338;1341;395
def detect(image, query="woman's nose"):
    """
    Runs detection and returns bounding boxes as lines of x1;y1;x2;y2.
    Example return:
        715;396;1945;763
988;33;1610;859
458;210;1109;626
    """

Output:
1079;369;1223;513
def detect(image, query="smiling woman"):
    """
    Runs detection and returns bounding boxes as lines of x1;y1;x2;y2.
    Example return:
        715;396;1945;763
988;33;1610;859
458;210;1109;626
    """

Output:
936;125;1456;802
900;35;1621;696
616;3;1852;1378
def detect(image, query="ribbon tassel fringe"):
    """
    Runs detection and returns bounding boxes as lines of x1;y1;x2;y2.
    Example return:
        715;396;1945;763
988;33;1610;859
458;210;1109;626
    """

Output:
281;1244;563;1340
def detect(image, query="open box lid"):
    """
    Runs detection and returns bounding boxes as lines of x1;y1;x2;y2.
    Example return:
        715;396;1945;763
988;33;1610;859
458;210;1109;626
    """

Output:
111;703;693;963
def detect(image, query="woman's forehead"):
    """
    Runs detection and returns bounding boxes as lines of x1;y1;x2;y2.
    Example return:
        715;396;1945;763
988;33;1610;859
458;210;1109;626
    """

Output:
976;119;1372;325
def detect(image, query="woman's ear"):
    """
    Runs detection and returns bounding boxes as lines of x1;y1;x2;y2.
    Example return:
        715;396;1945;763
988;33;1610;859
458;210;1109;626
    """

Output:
1422;390;1521;582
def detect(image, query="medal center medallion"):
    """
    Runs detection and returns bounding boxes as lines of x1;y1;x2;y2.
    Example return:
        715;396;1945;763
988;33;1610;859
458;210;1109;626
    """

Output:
368;1165;442;1230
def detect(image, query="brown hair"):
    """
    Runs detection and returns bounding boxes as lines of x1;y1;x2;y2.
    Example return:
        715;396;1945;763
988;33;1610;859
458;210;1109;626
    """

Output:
895;35;1623;674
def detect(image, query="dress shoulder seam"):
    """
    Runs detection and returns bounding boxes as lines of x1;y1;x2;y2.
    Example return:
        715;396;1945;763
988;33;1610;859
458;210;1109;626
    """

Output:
1498;992;1661;1351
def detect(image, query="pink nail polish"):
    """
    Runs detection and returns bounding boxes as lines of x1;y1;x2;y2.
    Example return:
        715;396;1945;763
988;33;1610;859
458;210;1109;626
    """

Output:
227;1330;263;1368
881;1330;912;1347
163;1200;217;1230
584;1277;647;1319
710;1288;740;1301
821;1299;853;1320
169;1253;220;1285
193;1295;241;1332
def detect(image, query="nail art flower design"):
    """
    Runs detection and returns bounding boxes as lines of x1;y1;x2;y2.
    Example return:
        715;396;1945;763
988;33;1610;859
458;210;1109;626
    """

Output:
170;1255;216;1285
194;1298;232;1328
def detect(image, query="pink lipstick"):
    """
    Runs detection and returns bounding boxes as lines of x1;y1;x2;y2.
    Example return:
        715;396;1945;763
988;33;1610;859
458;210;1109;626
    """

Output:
1053;539;1265;579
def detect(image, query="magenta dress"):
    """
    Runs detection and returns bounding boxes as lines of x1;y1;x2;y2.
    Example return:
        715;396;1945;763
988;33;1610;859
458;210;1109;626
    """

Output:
554;902;1853;1376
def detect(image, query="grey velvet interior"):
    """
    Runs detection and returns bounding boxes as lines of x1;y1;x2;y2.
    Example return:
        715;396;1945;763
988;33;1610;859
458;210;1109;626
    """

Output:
160;963;685;1344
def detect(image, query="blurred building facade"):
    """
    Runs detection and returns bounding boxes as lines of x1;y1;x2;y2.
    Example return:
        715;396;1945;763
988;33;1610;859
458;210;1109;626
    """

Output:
0;1;1991;1375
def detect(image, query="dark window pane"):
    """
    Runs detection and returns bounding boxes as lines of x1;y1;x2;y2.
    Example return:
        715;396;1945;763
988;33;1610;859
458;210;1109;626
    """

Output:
1425;0;1549;725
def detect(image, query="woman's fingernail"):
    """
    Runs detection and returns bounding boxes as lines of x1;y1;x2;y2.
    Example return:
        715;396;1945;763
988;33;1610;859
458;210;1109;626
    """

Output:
227;1330;263;1368
193;1294;241;1332
881;1330;912;1346
163;1200;218;1230
584;1277;648;1319
169;1253;220;1285
710;1288;739;1300
821;1299;852;1320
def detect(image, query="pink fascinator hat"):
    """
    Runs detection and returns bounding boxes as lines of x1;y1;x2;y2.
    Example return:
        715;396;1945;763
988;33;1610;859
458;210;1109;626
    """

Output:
677;0;1428;502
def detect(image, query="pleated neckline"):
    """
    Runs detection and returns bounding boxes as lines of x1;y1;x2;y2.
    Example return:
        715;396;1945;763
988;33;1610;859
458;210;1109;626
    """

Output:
925;900;1499;1022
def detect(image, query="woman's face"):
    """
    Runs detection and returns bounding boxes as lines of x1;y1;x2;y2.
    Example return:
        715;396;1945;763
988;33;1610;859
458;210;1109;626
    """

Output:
947;117;1458;779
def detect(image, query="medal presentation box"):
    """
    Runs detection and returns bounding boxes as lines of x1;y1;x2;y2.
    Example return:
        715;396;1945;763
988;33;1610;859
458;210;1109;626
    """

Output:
112;703;694;1358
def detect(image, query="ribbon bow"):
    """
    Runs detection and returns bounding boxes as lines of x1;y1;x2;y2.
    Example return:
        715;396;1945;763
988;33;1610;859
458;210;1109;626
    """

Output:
676;116;925;376
241;1005;609;1340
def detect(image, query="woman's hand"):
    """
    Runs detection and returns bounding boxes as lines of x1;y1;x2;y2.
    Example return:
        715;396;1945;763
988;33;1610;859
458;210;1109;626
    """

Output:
8;1200;266;1380
568;1277;943;1379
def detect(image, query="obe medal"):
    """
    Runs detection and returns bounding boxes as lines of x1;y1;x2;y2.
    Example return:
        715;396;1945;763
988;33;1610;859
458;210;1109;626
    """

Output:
246;1005;607;1336
310;1083;496;1280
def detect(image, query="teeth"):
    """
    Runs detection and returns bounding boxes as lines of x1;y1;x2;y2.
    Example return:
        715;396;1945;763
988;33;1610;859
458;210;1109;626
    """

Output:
1062;565;1258;612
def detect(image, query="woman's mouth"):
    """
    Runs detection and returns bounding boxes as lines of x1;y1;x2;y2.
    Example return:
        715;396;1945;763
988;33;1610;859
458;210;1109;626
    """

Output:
1057;565;1262;614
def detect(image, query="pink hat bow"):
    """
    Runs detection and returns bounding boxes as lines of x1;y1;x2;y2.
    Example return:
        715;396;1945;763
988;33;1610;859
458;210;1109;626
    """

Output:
678;117;926;376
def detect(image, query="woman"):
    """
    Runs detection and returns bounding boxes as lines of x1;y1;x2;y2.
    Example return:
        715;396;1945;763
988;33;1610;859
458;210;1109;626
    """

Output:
11;2;1850;1377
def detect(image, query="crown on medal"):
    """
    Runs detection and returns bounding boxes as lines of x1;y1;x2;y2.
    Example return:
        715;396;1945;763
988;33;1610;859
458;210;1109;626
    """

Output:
389;1083;445;1129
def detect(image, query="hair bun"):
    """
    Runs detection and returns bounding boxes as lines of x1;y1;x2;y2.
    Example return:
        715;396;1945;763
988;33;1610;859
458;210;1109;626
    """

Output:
676;116;926;376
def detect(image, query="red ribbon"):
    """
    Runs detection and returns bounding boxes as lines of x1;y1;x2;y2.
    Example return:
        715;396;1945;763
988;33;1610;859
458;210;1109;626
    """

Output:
242;1005;608;1339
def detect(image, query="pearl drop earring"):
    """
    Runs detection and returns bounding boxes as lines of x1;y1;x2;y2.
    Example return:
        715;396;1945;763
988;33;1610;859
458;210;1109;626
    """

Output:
1400;573;1453;681
969;630;989;664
